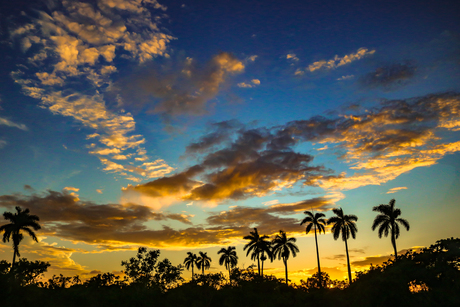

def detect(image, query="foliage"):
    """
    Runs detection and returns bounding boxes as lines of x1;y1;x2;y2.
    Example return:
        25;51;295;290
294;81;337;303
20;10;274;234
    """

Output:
271;230;299;284
120;247;183;290
0;258;50;287
243;228;271;276
192;272;226;289
301;211;327;286
328;207;358;283
183;252;198;279
0;206;41;267
196;251;212;275
372;199;410;258
298;272;347;290
218;246;238;280
83;272;122;288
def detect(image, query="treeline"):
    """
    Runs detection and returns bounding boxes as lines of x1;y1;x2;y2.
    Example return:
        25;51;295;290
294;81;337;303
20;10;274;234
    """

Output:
1;237;459;307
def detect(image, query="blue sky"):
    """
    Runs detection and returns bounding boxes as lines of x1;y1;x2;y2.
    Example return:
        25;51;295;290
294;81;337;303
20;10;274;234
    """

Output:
0;0;459;282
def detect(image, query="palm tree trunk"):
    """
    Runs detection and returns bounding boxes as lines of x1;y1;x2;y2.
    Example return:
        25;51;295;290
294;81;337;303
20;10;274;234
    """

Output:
391;230;398;260
12;251;17;269
314;228;322;287
284;259;288;285
261;257;264;276
192;264;194;280
202;265;204;275
344;236;352;283
257;253;261;276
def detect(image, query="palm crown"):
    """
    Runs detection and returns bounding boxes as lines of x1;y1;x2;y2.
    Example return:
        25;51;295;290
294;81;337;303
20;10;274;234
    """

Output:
243;228;271;276
183;252;198;279
0;206;41;268
328;207;358;283
218;246;238;279
300;210;327;286
196;251;212;275
372;199;410;259
272;230;299;284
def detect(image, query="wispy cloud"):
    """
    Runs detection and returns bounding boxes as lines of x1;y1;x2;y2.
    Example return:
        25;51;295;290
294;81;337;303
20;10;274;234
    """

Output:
386;187;408;194
9;0;174;181
237;79;260;88
0;116;28;131
306;48;375;72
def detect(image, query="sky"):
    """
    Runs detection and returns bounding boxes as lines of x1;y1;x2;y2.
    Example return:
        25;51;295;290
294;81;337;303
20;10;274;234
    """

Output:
0;0;459;283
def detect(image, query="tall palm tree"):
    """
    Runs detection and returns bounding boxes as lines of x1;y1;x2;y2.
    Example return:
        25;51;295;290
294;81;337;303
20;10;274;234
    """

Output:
183;252;198;280
217;246;238;280
243;228;271;276
196;251;212;275
327;207;358;283
300;211;326;286
0;206;41;269
372;199;410;259
271;230;299;285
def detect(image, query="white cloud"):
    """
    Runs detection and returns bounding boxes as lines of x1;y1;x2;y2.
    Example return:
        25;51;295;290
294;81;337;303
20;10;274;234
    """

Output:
307;48;375;72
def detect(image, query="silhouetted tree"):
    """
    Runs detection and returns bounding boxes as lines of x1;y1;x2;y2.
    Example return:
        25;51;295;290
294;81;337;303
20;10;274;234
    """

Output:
0;206;41;268
372;199;410;259
243;228;271;276
301;211;326;286
196;251;212;275
271;230;299;284
121;247;183;290
183;252;198;280
217;246;238;281
328;207;358;283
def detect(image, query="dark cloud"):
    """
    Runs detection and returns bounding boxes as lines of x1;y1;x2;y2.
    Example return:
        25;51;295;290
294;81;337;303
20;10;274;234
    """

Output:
23;184;34;191
360;61;417;90
126;92;460;201
207;197;332;234
351;248;423;267
115;52;244;118
186;120;242;154
126;126;331;202
0;191;337;249
0;190;192;232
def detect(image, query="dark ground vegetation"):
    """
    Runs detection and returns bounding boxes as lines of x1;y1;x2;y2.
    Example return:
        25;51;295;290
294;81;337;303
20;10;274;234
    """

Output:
1;237;459;307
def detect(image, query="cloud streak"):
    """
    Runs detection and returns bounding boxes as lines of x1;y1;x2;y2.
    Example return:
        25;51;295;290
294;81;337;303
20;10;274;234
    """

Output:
306;48;375;73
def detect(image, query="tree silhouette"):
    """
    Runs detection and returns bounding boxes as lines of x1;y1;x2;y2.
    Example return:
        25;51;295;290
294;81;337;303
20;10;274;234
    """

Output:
243;228;271;276
300;211;326;286
372;199;410;259
217;246;238;281
196;251;212;275
0;206;41;268
183;252;198;280
271;230;299;285
328;207;358;283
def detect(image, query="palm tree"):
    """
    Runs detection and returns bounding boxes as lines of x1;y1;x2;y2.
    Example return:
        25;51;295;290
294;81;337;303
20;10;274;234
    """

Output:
271;230;299;285
217;246;238;280
327;207;358;283
300;211;326;286
372;199;410;259
243;228;271;276
0;206;41;268
196;251;212;275
183;252;198;280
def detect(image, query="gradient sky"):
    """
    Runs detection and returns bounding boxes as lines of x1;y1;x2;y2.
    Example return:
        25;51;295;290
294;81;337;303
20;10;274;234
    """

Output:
1;0;460;283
